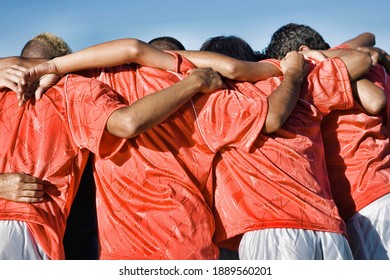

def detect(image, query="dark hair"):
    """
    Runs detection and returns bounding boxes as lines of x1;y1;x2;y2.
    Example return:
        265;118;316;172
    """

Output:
264;23;330;59
200;35;258;62
148;36;185;50
21;32;72;59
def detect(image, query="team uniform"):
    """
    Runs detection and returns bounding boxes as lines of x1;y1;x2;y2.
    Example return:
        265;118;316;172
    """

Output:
0;75;127;259
213;57;354;259
322;59;390;259
83;54;268;259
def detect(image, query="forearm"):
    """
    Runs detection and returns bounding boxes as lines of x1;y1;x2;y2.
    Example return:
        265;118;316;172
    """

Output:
107;75;204;138
341;32;375;49
106;67;222;138
51;38;176;74
176;50;281;81
0;57;47;69
262;74;303;134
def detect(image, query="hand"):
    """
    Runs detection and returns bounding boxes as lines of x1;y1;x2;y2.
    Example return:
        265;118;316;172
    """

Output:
280;51;309;81
17;60;61;106
0;173;45;203
187;67;225;94
356;46;386;65
18;73;62;106
0;65;28;93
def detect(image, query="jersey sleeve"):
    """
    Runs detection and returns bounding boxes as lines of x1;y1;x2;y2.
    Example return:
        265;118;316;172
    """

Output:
63;74;128;159
261;58;283;72
164;51;196;74
307;57;354;115
193;82;268;153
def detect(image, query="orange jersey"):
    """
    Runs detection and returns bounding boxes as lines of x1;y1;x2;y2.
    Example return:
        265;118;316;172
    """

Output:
0;75;126;259
83;56;267;259
322;64;390;220
213;58;353;250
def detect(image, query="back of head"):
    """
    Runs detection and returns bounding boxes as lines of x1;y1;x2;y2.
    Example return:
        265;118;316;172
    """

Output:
200;35;258;62
264;23;330;59
20;32;72;59
148;36;186;51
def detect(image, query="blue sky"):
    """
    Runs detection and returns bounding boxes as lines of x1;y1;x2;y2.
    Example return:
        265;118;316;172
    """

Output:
1;0;389;56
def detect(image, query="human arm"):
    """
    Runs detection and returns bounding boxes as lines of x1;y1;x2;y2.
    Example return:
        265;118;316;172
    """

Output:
175;50;282;81
0;57;47;69
0;173;44;203
106;67;224;138
305;37;385;115
340;46;386;114
356;46;389;72
23;40;281;90
0;65;29;92
302;48;385;114
352;78;386;114
0;65;59;108
311;48;372;81
262;51;308;134
340;32;375;49
17;39;182;103
27;38;177;76
337;37;387;114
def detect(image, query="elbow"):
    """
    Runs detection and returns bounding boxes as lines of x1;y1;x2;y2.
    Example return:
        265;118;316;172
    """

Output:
122;38;144;60
261;114;284;134
118;115;143;139
106;109;142;139
362;32;376;46
220;62;243;80
365;91;386;115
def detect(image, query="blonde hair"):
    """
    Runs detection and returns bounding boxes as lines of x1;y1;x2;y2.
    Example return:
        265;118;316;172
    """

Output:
21;32;72;58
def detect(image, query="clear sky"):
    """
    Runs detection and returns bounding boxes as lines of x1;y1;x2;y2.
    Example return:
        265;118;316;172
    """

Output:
1;0;389;56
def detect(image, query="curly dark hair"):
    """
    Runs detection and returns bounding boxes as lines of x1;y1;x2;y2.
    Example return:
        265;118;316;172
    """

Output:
200;35;258;62
264;23;330;59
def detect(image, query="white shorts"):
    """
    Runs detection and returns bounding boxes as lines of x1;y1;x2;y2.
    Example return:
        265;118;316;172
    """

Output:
346;193;390;260
239;228;353;260
0;220;49;260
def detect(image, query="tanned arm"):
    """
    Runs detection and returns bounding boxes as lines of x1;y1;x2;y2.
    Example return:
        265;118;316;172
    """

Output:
106;67;224;138
262;51;308;134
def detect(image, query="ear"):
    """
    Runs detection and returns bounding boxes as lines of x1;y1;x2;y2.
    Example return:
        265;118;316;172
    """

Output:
299;45;310;51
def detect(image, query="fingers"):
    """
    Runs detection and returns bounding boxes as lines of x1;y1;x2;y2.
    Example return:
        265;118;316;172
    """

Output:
356;46;386;66
281;51;309;81
20;173;44;184
3;183;45;203
15;182;45;203
14;173;45;198
20;187;45;198
35;84;49;101
0;78;19;93
13;195;44;203
0;65;28;94
0;173;46;203
16;68;39;104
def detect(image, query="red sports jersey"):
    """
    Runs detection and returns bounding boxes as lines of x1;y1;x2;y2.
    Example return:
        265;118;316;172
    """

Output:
213;58;353;250
322;64;390;220
0;75;127;259
83;56;268;259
